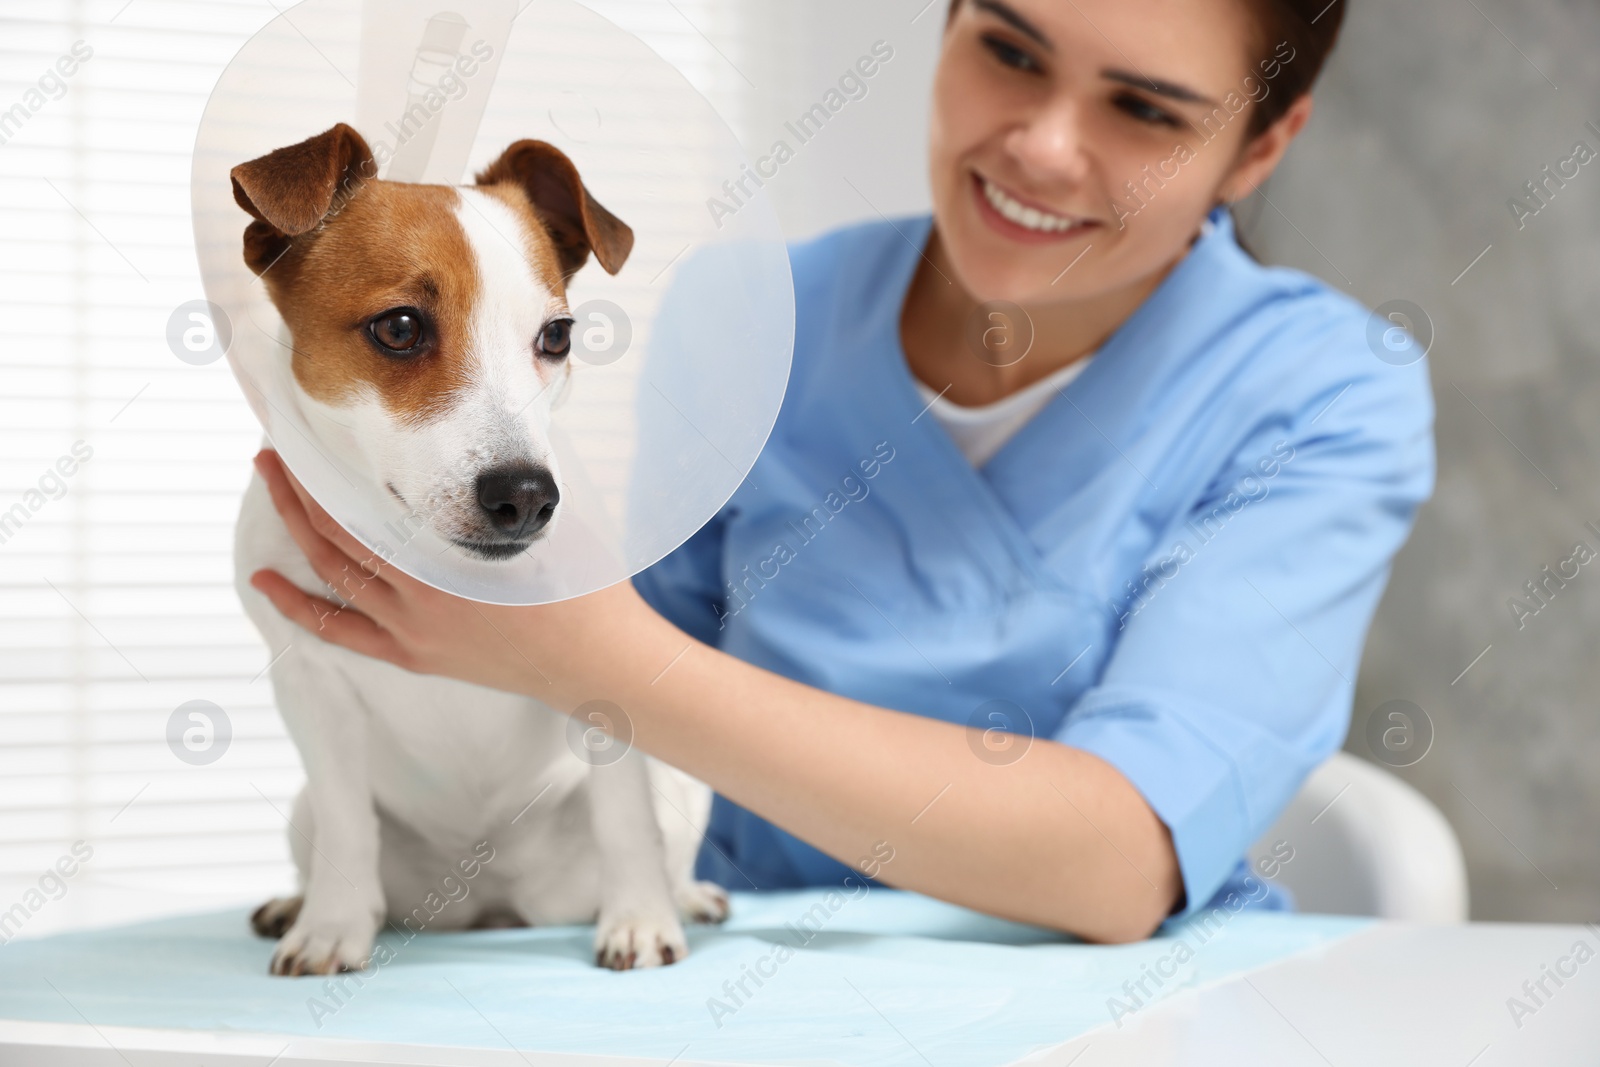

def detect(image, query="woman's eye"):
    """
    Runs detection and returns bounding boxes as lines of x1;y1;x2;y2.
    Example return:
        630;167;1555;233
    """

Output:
1117;94;1179;127
368;308;425;355
980;34;1040;74
538;318;573;359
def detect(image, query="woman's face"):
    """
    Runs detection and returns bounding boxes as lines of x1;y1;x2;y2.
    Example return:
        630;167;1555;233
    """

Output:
930;0;1282;306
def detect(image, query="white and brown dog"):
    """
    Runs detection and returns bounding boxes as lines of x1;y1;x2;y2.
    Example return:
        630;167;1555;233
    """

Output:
230;123;727;974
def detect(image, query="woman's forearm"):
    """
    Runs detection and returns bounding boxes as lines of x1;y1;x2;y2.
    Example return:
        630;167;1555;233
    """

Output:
579;609;1183;944
245;450;1182;942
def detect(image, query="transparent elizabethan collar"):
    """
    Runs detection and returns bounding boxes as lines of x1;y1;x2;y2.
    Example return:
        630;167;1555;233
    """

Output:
192;0;793;604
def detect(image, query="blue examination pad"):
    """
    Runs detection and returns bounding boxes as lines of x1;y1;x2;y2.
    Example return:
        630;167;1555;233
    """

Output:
0;888;1372;1065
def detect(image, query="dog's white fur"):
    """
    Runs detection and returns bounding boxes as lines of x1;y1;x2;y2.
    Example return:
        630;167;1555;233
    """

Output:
234;188;726;975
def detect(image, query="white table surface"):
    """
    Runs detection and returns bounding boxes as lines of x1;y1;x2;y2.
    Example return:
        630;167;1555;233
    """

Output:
3;918;1596;1066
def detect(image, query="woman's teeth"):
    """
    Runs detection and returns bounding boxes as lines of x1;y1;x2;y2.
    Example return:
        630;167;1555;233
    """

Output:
981;177;1085;233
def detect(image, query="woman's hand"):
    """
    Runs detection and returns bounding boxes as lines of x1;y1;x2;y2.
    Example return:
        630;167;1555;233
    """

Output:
246;448;657;705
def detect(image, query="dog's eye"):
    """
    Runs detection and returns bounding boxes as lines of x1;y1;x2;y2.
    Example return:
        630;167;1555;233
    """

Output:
368;308;425;355
538;317;573;359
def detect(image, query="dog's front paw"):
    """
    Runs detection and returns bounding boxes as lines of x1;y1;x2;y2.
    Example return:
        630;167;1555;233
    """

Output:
250;895;303;939
594;908;689;970
676;880;731;924
269;906;378;976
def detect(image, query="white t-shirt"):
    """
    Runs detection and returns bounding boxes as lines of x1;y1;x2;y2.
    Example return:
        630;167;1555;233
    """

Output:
908;212;1212;467
913;356;1093;467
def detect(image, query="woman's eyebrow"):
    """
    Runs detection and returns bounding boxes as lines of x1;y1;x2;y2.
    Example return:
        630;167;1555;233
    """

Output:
970;0;1052;50
1101;69;1220;107
971;0;1221;108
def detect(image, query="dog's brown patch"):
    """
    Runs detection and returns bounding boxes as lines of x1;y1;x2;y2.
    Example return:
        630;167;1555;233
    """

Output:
258;181;486;425
473;139;634;278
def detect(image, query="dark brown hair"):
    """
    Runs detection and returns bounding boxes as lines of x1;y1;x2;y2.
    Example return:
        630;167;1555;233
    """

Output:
1230;0;1348;259
1236;0;1346;138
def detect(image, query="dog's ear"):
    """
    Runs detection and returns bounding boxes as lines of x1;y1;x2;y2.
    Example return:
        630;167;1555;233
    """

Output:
474;140;634;278
230;123;376;275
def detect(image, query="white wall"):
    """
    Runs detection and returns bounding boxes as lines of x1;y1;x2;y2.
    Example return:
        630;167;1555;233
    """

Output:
724;1;944;240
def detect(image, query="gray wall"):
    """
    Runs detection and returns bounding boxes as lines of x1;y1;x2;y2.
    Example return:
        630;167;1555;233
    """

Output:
1254;0;1600;923
726;0;1599;921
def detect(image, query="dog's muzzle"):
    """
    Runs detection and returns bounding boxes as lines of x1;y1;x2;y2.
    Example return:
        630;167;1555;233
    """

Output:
454;463;560;560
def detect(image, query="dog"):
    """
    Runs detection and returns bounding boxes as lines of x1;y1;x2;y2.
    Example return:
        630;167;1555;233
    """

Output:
229;123;729;974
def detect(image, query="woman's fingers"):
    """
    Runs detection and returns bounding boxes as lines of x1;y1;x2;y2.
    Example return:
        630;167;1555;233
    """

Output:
253;450;373;565
252;449;404;619
249;568;413;670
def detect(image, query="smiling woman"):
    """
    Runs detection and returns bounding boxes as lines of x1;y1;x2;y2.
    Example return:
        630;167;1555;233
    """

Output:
992;0;1335;266
908;0;1346;406
252;0;1436;946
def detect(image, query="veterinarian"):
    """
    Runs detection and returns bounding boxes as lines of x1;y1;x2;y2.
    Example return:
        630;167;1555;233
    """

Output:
250;0;1433;944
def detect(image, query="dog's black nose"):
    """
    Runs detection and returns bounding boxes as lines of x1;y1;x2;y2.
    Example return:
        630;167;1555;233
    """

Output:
476;464;559;539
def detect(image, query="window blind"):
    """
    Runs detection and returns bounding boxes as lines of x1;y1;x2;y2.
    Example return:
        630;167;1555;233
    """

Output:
0;0;749;938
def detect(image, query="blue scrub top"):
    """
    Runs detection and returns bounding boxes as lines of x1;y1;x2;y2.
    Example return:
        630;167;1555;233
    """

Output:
632;204;1435;923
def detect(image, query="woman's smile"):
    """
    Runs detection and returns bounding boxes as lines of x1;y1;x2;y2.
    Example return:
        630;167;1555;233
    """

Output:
970;170;1101;245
